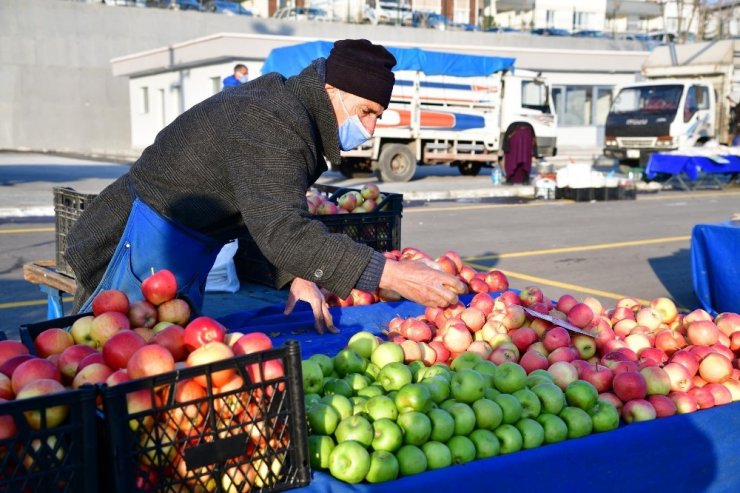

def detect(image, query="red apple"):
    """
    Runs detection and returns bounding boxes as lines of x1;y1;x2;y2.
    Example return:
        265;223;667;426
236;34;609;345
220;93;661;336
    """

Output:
610;306;636;324
186;342;235;387
128;300;158;329
654;329;687;356
0;340;30;368
127;345;176;380
0;373;13;400
688;386;715;409
141;269;178;306
647;394;677;417
581;364;614;393
715;312;740;337
0;397;17;438
704;383;733;406
443;324;473;353
150;325;187;361
663;362;693;393
91;289;130;316
669;350;699;377
543;327;571;352
15;379;69;429
640;366;671;396
669;390;698;414
231;332;272;356
57;344;97;383
469;293;494;316
698;353;733;383
12;358;61;394
103;330;147;370
519;350;549;374
547;346;579;364
510;327;538;353
460;307;486;332
90;312;130;348
625;333;651;355
683;308;713;327
556;294;578;315
484;270;509;293
105;369;131;387
621;399;656;423
612;371;647;401
687;320;720;346
33;328;74;358
639;347;668;366
157;299;191;326
649;297;678;325
635;307;662;332
72;362;114;388
567;303;594;329
597;392;623;413
428;341;450;364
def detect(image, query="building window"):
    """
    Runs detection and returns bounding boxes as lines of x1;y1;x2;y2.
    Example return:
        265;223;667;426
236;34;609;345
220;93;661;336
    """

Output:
212;76;221;95
140;87;149;114
546;10;555;27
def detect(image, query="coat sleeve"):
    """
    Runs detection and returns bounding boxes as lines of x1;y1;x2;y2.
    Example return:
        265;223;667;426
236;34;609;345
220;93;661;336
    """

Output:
224;108;375;299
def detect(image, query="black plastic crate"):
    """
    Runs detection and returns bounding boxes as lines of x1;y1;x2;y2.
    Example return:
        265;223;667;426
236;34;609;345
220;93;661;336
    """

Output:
563;187;595;202
20;312;93;355
619;185;637;200
0;383;98;493
100;340;310;493
235;185;403;288
54;187;98;278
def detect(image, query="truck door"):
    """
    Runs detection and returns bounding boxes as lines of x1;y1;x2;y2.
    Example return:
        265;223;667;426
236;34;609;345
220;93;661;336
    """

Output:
681;85;713;146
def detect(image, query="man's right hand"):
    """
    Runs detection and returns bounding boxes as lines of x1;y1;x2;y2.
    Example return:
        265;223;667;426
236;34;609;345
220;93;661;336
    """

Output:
378;259;466;308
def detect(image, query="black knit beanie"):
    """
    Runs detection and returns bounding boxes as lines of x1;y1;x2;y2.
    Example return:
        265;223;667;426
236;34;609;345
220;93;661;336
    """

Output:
325;39;397;108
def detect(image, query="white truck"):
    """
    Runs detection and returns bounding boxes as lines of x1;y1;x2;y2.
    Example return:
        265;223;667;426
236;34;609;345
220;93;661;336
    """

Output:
604;39;740;166
262;42;558;182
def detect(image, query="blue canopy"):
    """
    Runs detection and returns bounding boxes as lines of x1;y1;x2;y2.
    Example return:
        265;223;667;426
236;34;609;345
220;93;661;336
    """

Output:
261;40;516;78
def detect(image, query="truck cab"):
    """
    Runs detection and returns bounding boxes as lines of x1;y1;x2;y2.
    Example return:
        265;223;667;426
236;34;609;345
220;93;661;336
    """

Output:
604;81;716;166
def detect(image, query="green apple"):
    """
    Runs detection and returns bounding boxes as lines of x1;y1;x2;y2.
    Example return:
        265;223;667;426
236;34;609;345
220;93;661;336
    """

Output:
335;415;374;447
397;411;432;446
323;378;353;398
451;368;486;403
395;383;433;413
302;360;325;394
395;444;427;476
588;401;620;433
492;394;523;425
308;434;335;469
492;361;527;394
408;360;426;381
423;376;451;404
472;398;504;430
473;360;498;388
565;380;599;411
364;362;381;381
536;413;569;444
446;402;477;436
512;388;542;419
440;398;457;412
526;374;553;388
559;406;593;439
357;384;384;399
365;450;399;484
422;441;452;470
329;441;371;484
309;353;335;377
450;352;482;371
371;418;404;452
371;342;405;369
515;418;545;449
423;364;452;382
307;403;340;435
351;396;368;416
377;362;412;392
304;393;321;409
427;407;455;443
334;349;368;377
344;373;370;392
493;424;523;454
321;394;353;420
348;331;380;359
447;435;477;464
484;387;501;400
469;429;501;459
365;395;398;421
531;382;566;415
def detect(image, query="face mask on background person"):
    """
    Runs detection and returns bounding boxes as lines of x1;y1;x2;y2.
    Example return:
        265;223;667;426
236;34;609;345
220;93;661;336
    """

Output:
336;91;371;151
238;73;249;84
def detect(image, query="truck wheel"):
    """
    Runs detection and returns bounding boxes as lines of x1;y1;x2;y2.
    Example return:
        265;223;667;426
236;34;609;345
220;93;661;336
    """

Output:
458;163;482;176
377;144;417;182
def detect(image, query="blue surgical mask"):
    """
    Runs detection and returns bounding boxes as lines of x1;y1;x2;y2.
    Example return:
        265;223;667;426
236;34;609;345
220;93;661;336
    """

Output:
337;91;371;151
238;74;249;83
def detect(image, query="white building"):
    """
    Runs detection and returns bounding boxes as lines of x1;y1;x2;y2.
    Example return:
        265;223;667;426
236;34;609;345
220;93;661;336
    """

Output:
111;32;649;151
495;0;607;32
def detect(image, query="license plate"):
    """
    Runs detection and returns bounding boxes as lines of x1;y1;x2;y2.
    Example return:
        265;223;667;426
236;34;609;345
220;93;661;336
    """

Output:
626;149;640;159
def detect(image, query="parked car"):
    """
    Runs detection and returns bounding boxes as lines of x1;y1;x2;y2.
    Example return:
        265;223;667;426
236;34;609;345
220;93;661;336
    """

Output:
530;27;570;36
485;26;522;33
169;0;205;11
207;0;253;16
572;30;606;38
412;11;449;30
272;7;335;21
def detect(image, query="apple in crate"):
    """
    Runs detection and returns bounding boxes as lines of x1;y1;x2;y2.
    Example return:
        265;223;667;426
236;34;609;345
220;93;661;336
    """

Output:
103;330;147;370
72;362;113;389
12;357;62;395
34;328;74;358
141;269;178;306
0;397;17;439
0;340;30;367
129;300;158;329
183;316;226;352
70;316;96;347
15;378;69;429
91;312;130;348
127;345;176;380
150;325;187;362
92;289;130;316
186;342;235;388
157;299;191;326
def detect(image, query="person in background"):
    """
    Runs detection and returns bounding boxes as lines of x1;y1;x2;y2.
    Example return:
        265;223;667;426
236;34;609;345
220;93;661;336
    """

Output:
65;39;466;335
223;64;249;89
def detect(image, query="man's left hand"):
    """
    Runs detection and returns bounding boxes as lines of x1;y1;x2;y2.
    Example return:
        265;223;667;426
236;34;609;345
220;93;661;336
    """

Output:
285;278;339;335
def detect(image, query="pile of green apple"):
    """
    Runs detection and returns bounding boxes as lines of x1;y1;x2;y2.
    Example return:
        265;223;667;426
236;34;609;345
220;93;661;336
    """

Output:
301;333;618;484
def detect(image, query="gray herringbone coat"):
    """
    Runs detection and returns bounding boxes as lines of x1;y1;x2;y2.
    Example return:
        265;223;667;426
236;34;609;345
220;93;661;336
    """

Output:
66;59;376;308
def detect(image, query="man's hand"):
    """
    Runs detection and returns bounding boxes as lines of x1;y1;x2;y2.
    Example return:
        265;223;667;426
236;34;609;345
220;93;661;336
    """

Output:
285;278;339;335
379;259;466;308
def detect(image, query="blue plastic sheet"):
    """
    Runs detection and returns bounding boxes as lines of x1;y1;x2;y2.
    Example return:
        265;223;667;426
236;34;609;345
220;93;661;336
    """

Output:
219;298;740;493
261;41;516;79
691;222;740;315
645;153;740;180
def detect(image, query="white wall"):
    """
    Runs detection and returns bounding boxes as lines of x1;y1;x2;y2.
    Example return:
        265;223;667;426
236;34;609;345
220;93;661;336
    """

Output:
533;0;606;31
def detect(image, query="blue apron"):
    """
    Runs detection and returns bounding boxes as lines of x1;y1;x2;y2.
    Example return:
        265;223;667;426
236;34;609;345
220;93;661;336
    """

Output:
79;198;225;314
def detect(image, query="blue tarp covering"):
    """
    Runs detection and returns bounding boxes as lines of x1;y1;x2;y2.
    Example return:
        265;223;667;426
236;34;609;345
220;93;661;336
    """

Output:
691;222;740;315
261;40;516;79
219;297;740;493
646;153;740;180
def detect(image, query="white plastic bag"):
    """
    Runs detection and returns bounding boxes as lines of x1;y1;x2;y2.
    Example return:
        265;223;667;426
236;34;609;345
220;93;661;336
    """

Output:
205;240;240;293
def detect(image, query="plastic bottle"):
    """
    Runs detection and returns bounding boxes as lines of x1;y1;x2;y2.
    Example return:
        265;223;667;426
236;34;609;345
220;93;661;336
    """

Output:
491;167;502;185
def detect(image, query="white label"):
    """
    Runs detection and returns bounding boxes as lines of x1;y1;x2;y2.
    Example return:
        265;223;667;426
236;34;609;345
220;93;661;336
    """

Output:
626;149;640;159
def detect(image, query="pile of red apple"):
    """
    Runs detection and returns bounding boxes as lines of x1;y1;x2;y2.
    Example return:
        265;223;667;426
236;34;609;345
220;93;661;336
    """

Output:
307;184;388;215
302;333;620;485
385;286;740;421
323;248;509;308
0;269;291;490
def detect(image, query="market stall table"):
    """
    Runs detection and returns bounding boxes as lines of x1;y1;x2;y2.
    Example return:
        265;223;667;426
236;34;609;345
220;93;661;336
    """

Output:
220;298;740;493
645;152;740;190
691;221;740;315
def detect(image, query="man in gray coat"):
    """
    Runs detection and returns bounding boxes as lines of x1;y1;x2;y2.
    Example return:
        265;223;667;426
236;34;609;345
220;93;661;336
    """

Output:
65;39;465;334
